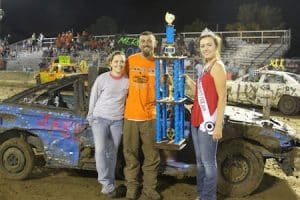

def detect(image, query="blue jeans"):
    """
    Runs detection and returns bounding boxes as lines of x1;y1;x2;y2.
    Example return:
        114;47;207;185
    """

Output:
191;126;218;200
91;117;123;194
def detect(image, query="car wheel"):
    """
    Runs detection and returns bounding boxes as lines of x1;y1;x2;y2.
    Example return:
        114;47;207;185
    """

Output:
278;96;298;115
217;140;264;197
296;98;300;114
0;138;34;180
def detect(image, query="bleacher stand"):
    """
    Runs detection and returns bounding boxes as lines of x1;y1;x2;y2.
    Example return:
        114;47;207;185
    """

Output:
2;30;293;79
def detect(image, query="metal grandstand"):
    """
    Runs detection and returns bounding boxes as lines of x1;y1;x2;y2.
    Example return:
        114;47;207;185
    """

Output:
4;29;291;72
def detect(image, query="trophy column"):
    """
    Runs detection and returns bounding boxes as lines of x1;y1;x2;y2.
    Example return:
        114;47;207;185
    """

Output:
154;13;187;150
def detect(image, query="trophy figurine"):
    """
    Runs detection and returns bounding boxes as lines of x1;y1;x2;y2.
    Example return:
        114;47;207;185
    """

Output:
164;12;176;57
154;12;187;150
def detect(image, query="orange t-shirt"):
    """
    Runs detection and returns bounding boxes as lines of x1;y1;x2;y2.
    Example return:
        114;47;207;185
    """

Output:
124;53;156;120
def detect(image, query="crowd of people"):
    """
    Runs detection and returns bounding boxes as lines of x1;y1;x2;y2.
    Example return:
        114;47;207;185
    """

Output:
20;32;45;52
54;30;114;53
0;36;16;70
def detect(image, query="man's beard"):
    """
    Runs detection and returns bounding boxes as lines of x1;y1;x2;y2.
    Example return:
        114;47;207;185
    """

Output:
142;47;152;57
143;51;151;57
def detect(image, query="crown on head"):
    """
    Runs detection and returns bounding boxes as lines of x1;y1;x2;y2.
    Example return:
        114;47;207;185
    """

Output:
200;28;216;37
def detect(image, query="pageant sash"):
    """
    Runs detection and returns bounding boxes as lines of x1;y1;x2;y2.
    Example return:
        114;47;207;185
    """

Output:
197;77;217;135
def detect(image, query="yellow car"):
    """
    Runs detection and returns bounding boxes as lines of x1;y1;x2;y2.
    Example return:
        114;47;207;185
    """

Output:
36;56;87;84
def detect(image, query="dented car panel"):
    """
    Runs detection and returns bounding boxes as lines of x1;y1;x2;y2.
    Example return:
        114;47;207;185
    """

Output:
0;105;86;167
0;75;89;167
223;106;299;149
227;70;300;115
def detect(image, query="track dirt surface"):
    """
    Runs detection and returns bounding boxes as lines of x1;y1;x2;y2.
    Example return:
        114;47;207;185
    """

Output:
0;162;299;200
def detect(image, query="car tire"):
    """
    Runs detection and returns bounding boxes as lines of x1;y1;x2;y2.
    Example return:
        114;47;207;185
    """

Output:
278;95;298;115
217;139;264;197
296;98;300;114
0;138;34;180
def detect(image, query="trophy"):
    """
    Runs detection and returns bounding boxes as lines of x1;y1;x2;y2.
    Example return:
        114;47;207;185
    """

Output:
154;12;187;150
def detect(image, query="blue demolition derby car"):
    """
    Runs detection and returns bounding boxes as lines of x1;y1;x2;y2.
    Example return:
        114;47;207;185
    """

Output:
0;74;299;197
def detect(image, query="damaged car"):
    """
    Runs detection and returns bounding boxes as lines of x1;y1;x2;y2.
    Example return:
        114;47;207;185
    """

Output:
227;70;300;115
0;74;299;197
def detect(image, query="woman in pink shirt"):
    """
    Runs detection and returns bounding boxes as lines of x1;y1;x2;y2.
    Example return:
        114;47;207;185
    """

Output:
87;51;129;198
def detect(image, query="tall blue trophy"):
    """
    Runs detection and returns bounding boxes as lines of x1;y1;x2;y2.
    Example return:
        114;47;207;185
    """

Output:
154;12;187;150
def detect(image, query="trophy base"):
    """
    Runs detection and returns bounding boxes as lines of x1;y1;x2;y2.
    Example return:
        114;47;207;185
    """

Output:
153;138;186;150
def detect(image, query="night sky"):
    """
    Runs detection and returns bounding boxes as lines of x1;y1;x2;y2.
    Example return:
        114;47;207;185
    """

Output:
1;0;300;56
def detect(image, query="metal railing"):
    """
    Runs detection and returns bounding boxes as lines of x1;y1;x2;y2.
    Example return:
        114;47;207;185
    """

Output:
39;29;290;48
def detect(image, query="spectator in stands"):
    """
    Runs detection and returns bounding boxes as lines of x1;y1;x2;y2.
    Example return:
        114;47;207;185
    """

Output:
109;38;115;50
176;33;186;55
55;34;62;51
224;61;233;80
38;33;45;50
185;28;226;200
89;37;98;50
188;39;196;56
65;32;73;53
87;51;128;198
31;33;37;51
0;43;4;57
194;55;203;78
92;50;99;67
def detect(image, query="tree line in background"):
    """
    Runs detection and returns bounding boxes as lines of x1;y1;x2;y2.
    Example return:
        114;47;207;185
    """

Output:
0;2;286;42
181;3;284;32
225;3;284;31
84;2;285;35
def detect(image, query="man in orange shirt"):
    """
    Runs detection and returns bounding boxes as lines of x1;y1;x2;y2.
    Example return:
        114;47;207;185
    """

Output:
123;31;161;200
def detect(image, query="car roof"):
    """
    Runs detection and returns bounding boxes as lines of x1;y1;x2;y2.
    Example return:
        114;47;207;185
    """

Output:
260;70;298;76
260;70;285;74
3;74;87;103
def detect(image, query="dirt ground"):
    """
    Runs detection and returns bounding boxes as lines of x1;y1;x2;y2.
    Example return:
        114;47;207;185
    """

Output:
0;161;299;200
0;86;299;200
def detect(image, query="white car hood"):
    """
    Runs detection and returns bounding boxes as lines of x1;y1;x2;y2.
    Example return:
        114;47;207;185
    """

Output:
225;106;299;141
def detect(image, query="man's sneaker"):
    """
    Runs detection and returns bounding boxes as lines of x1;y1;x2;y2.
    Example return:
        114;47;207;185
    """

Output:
141;188;162;200
195;197;201;200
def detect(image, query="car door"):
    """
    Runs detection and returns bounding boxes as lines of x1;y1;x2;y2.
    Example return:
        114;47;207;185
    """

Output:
235;73;261;104
257;73;286;106
10;77;88;167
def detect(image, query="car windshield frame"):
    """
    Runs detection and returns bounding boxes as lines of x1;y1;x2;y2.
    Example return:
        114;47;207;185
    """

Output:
287;73;300;83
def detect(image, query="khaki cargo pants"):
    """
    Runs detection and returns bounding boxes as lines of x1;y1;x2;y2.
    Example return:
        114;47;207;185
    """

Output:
123;119;160;193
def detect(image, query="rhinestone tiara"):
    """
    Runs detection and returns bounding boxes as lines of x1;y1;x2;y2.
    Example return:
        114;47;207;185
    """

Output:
200;27;216;37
